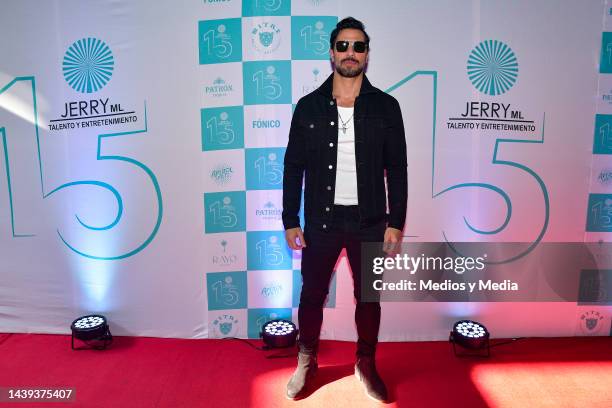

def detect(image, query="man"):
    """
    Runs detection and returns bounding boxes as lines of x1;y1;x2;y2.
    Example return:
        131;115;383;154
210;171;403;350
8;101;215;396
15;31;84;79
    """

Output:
282;17;407;402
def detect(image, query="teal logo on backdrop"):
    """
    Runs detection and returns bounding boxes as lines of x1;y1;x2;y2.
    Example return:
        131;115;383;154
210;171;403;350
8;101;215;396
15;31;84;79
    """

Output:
245;147;285;189
600;32;612;73
210;164;234;186
247;308;292;339
467;40;518;96
207;271;248;310
586;194;612;232
205;77;235;98
247;231;292;270
261;281;283;298
242;0;290;16
251;21;282;54
594;114;612;154
204;191;246;233
292;16;337;60
292;269;336;308
201;106;244;151
199;19;242;64
63;38;114;93
243;61;291;104
212;314;240;337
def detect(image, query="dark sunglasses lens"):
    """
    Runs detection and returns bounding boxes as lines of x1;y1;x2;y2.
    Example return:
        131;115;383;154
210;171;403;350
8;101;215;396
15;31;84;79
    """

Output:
335;41;348;52
353;41;367;53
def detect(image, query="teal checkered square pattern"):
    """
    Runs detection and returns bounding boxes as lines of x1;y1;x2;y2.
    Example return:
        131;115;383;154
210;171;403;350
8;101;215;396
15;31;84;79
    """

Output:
204;191;247;233
201;106;245;151
243;60;292;105
200;7;339;338
207;271;248;310
291;16;337;60
199;19;243;64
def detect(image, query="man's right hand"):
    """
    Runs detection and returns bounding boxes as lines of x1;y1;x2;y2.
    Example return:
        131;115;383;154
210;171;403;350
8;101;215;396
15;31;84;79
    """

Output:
285;227;307;250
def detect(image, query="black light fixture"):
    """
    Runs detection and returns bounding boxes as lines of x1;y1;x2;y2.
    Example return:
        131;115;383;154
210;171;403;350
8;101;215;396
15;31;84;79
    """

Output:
260;319;298;349
70;314;113;350
449;320;490;357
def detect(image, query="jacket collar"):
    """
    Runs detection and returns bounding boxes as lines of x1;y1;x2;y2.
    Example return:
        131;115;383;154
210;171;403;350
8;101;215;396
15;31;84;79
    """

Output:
316;72;377;98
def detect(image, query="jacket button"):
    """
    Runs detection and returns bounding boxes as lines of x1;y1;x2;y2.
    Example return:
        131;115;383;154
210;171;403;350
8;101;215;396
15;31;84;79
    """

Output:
329;100;334;106
329;142;334;147
325;207;330;212
326;186;332;190
322;224;327;229
309;124;314;128
330;121;335;126
328;165;333;169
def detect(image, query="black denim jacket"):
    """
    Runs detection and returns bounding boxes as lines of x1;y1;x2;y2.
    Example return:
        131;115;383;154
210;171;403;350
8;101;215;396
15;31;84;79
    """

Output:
282;73;407;232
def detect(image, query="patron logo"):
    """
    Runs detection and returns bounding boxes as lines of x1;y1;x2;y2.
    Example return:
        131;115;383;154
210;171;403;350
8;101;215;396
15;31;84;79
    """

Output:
255;201;282;221
580;310;605;334
251;22;281;54
212;314;239;338
210;164;234;185
205;77;234;98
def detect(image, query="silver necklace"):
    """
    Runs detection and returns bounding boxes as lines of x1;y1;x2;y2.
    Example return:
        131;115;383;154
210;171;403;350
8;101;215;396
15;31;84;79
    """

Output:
338;111;354;134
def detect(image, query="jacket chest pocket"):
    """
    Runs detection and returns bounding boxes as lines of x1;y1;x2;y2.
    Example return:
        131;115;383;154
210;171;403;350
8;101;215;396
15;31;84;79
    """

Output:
302;118;329;152
364;116;387;150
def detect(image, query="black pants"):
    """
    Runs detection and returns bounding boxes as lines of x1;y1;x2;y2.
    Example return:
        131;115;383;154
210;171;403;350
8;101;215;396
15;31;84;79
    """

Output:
298;205;385;357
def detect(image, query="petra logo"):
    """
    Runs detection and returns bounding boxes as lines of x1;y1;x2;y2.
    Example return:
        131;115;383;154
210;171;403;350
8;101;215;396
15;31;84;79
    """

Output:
467;40;518;96
580;310;605;334
251;22;281;54
212;314;239;337
63;38;114;93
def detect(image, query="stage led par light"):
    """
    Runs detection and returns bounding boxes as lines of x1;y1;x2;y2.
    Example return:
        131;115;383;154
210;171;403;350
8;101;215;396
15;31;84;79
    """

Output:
449;320;490;357
260;319;298;348
70;314;113;350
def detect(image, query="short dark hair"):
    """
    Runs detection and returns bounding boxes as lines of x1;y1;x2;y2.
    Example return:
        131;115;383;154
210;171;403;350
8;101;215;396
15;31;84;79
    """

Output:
329;17;370;49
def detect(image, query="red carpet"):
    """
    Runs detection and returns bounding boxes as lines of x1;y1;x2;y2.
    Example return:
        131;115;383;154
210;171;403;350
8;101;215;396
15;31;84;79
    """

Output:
0;334;610;407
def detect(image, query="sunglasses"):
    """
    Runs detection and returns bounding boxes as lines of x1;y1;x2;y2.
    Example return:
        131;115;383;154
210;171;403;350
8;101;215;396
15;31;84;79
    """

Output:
334;40;368;53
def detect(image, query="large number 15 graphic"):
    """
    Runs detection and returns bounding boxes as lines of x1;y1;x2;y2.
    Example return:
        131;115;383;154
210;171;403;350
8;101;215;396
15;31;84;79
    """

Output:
387;71;549;263
0;76;163;260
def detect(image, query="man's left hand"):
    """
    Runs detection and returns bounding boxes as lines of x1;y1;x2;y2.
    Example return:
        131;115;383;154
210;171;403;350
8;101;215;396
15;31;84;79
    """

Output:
383;227;403;255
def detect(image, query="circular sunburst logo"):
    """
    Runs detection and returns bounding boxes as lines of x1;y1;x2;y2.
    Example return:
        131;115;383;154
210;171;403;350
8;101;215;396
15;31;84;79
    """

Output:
62;38;114;93
467;40;518;96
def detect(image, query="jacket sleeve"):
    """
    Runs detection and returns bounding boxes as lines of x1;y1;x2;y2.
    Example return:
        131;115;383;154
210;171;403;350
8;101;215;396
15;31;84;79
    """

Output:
384;97;408;231
282;101;306;230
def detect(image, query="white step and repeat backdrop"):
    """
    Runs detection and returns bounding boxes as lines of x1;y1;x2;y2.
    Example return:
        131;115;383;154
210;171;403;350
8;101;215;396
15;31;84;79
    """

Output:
0;0;610;340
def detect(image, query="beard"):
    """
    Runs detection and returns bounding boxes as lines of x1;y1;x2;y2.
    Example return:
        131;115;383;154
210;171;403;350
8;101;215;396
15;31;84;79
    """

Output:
335;58;365;78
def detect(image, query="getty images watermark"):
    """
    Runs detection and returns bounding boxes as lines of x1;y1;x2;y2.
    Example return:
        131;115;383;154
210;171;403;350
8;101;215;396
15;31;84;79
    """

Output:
360;242;612;303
